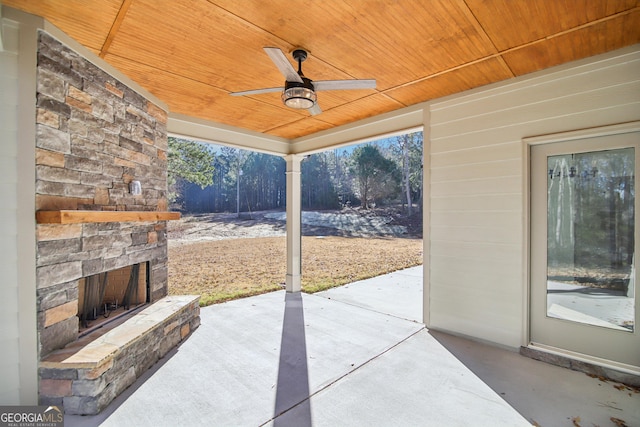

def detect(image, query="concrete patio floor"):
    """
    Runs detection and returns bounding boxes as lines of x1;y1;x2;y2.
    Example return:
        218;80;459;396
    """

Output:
66;266;639;427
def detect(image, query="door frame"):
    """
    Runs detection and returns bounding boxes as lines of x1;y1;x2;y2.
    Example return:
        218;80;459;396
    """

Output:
522;121;640;373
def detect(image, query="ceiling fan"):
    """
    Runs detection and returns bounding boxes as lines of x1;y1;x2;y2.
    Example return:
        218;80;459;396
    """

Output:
230;47;376;115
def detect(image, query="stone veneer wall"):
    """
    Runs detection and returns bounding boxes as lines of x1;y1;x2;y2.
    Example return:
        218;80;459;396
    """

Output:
35;31;170;357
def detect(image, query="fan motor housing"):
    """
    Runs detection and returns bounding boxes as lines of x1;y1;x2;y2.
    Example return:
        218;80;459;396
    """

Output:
284;77;314;92
282;77;316;109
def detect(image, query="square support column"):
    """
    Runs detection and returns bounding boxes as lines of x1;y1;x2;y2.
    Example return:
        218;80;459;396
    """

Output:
285;154;304;293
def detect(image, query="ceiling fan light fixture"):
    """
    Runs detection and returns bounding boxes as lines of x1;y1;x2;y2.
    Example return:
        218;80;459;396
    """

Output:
282;79;316;109
282;87;316;109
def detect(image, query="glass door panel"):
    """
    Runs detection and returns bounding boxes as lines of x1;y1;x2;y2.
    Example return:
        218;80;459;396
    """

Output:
546;148;635;332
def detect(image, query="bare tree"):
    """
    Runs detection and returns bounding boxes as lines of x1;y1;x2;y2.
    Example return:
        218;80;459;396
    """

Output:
399;134;413;215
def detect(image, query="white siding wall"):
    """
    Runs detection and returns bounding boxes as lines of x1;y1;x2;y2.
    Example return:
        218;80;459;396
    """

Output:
0;17;23;404
427;46;640;348
0;9;39;404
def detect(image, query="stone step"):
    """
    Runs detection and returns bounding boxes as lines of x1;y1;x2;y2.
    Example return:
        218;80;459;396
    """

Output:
39;295;200;415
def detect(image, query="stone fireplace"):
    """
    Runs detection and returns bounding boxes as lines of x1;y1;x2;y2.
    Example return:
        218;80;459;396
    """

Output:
34;31;200;414
34;28;172;356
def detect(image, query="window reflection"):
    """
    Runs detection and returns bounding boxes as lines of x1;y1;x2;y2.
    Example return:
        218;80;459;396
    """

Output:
546;148;635;332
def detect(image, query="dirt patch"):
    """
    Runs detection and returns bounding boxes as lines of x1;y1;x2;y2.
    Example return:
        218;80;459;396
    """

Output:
167;208;423;306
167;212;285;247
167;207;423;247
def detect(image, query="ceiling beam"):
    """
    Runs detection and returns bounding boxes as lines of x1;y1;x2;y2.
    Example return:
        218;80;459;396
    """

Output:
168;103;427;156
289;104;425;155
168;113;291;155
99;0;132;58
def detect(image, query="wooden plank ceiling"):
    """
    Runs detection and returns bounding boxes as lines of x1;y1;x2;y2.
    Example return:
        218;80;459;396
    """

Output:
6;0;640;140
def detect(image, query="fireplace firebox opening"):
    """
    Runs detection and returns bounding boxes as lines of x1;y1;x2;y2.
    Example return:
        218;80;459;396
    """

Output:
78;262;150;335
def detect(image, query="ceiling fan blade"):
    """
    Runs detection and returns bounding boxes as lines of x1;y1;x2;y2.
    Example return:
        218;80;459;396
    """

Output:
264;47;303;83
308;103;322;116
230;87;283;97
313;79;376;91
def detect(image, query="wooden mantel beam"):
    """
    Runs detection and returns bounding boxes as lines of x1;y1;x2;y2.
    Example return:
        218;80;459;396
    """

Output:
36;210;181;224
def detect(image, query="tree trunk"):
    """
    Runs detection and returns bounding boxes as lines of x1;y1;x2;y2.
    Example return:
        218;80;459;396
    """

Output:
403;135;412;215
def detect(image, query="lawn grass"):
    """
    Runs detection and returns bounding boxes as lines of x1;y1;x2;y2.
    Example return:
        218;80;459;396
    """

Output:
168;236;423;306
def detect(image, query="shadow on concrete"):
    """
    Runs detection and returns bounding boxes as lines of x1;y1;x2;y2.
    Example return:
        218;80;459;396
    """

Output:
273;292;312;427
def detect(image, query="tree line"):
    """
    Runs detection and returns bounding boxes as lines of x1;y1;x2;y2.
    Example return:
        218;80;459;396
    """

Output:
168;132;423;214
